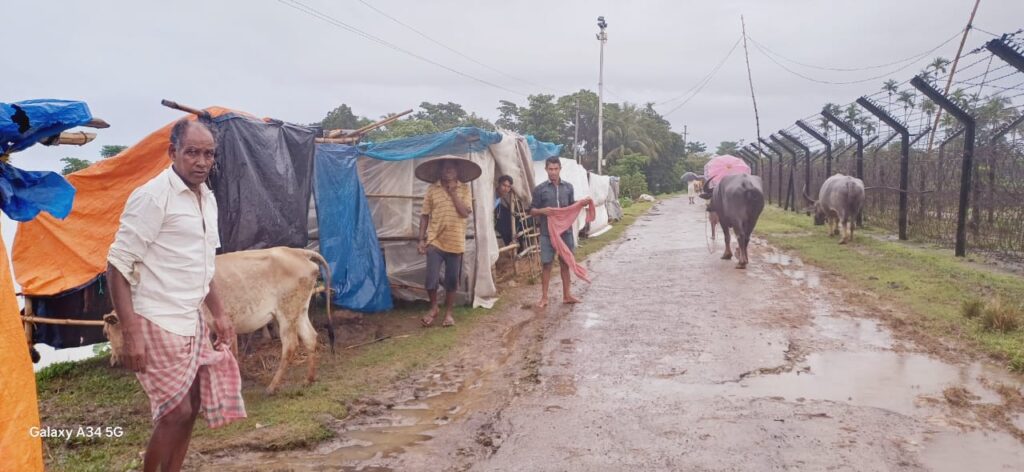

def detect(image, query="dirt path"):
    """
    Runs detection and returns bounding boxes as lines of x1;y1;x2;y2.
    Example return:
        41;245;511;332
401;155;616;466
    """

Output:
204;196;1024;471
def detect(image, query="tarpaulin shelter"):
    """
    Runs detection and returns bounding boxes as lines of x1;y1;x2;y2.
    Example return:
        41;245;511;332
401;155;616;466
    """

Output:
526;135;563;162
311;144;393;312
12;107;321;346
352;127;537;308
586;172;614;238
0;98;95;472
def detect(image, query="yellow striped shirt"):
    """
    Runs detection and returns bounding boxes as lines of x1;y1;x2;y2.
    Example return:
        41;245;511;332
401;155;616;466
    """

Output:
421;182;472;254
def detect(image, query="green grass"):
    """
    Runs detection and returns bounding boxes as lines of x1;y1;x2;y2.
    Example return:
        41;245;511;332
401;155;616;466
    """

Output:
757;206;1024;371
37;203;658;471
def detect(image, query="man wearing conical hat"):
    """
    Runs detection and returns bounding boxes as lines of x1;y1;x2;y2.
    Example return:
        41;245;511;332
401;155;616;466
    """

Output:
416;158;476;327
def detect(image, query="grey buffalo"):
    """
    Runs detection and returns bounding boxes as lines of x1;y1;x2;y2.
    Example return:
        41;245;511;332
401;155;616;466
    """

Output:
709;174;765;269
805;173;865;245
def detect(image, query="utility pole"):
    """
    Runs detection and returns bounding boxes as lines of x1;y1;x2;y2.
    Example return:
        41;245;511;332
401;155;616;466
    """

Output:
573;97;581;164
682;125;688;156
926;0;982;153
741;15;764;165
597;16;608;174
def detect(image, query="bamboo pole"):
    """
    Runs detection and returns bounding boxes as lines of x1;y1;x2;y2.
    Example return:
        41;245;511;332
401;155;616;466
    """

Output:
365;193;423;199
55;131;97;146
315;137;362;144
20;316;106;327
160;99;210;119
325;109;413;139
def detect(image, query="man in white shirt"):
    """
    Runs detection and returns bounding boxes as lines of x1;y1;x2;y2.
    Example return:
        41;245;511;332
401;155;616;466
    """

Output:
107;118;245;472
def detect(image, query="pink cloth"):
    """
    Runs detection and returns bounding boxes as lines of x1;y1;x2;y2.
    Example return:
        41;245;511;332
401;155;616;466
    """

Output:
546;200;596;282
135;314;246;428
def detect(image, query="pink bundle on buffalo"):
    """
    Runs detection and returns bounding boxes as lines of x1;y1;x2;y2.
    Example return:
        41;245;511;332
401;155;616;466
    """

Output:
703;155;751;186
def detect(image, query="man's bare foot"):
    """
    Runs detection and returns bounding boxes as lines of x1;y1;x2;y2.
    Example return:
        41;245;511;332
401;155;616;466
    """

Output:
536;297;549;309
563;295;581;304
421;308;438;327
442;313;455;327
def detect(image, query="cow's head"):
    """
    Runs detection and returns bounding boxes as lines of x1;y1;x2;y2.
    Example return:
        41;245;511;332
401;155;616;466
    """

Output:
802;186;826;226
102;312;124;367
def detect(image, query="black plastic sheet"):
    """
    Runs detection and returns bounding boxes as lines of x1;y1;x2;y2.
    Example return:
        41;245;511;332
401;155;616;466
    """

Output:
209;114;316;253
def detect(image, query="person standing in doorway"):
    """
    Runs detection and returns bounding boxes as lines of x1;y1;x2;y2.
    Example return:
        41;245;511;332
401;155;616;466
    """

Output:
416;158;479;328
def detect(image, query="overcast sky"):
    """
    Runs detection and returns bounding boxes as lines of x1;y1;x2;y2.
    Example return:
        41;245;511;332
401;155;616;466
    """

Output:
4;0;1023;287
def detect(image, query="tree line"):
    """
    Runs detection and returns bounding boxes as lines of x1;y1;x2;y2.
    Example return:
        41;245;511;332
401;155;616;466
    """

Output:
321;91;734;198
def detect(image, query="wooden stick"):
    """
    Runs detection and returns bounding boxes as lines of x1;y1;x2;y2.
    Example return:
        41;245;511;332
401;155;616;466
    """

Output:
21;316;105;327
315;137;361;144
55;131;96;146
498;243;519;254
365;193;423;199
349;109;413;136
84;118;110;129
160;99;210;119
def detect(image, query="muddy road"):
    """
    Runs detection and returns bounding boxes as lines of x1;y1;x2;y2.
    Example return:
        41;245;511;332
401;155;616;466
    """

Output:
204;196;1024;471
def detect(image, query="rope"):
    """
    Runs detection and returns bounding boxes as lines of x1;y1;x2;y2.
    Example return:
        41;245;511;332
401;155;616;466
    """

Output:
704;208;717;254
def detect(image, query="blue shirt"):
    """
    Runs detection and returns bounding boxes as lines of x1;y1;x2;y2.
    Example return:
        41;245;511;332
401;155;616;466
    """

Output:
530;179;575;237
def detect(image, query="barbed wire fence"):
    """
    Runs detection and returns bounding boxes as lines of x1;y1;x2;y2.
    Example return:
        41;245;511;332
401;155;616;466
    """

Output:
736;28;1024;260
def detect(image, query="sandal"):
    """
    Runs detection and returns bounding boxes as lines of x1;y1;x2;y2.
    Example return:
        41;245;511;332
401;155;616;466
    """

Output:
421;311;437;327
442;315;455;327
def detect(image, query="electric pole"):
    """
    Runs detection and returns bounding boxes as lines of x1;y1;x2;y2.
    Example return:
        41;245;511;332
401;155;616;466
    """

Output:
597;16;608;174
682;125;688;156
573;97;581;164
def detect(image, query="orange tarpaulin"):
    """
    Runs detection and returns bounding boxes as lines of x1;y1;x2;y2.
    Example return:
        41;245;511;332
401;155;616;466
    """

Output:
12;108;232;296
0;226;43;472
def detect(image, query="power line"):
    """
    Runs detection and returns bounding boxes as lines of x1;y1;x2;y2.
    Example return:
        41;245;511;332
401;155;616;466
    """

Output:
656;37;742;115
276;0;527;96
747;28;964;73
353;0;561;94
748;32;964;86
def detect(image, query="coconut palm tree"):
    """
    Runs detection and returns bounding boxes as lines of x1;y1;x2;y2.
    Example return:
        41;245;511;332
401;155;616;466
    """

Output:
882;79;899;108
929;57;951;76
897;90;916;122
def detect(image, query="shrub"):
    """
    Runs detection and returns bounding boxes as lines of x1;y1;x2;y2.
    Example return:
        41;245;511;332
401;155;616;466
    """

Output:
980;298;1023;333
961;299;984;319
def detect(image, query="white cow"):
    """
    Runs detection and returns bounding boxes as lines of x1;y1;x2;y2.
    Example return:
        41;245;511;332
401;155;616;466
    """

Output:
104;247;334;394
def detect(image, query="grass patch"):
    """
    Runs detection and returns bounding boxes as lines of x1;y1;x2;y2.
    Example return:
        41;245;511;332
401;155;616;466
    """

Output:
38;202;658;471
757;206;1024;371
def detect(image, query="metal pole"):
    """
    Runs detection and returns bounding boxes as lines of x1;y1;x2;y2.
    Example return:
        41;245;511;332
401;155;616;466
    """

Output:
911;76;976;257
857;97;910;240
759;137;779;205
770;134;796;210
596;17;608;175
573;98;581;164
780;130;810;211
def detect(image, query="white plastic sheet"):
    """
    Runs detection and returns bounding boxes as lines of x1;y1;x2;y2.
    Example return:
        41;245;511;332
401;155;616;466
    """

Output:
356;135;533;308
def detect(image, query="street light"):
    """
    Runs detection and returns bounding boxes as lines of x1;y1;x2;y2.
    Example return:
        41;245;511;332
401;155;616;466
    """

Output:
596;16;607;174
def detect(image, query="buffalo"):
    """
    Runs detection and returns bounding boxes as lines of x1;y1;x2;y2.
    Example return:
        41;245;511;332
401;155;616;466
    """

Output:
708;174;765;269
804;174;865;245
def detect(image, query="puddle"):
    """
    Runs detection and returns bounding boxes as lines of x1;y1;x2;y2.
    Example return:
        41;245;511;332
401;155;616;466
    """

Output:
919;430;1024;471
765;252;803;267
809;296;892;349
205;314;539;471
583;312;604;329
738;351;1016;416
812;314;893;349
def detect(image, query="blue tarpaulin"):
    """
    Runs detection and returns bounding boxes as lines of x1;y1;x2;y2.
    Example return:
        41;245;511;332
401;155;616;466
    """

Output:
358;127;502;161
313;144;393;312
526;135;563;161
0;163;75;221
0;99;84;221
1;100;93;155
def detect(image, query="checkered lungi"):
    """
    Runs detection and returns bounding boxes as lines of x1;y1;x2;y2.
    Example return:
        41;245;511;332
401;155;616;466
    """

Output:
135;314;246;428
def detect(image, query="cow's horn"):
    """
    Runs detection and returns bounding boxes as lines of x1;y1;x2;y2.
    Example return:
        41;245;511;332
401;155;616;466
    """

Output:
802;184;816;205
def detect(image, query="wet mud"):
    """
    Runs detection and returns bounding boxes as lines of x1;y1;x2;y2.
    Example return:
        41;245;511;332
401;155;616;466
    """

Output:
203;196;1024;471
